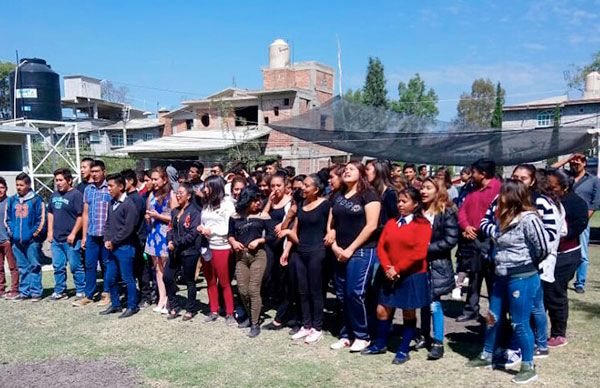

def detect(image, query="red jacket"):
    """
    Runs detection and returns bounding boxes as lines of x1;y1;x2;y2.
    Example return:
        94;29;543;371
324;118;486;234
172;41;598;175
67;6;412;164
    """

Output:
377;218;432;275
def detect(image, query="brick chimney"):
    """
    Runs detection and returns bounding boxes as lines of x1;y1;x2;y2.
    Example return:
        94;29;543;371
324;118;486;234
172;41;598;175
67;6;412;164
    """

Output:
158;107;172;136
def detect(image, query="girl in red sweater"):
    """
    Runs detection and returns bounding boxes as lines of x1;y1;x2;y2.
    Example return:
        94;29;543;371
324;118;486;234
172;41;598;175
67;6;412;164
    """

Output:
361;187;432;364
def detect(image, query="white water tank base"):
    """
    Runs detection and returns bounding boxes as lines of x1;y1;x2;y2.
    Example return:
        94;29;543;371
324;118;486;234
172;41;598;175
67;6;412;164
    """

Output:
269;39;290;69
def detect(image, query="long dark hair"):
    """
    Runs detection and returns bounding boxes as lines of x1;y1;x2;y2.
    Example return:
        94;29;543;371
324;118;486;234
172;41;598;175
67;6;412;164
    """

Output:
367;159;393;196
548;168;574;198
398;186;425;219
204;175;225;209
343;161;372;195
235;185;262;214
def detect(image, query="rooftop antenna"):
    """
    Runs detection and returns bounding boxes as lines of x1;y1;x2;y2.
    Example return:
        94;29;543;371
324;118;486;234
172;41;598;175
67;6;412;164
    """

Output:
336;35;343;97
232;75;237;87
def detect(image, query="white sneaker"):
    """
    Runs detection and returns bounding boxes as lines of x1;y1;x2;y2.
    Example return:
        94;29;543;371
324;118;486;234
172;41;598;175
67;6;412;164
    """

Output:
152;306;163;313
292;327;312;340
305;329;323;344
462;277;470;287
451;287;463;301
349;339;371;353
330;338;351;350
160;307;169;315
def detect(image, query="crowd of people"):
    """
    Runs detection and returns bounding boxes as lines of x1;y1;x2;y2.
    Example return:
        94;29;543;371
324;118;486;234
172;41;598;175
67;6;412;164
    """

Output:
0;153;597;384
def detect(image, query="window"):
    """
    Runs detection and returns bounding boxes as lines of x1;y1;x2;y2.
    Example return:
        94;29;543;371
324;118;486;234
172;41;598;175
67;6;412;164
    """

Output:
283;98;290;106
201;114;210;127
186;119;193;130
143;133;155;141
274;106;279;116
90;132;101;143
537;111;553;127
264;116;269;124
110;133;124;147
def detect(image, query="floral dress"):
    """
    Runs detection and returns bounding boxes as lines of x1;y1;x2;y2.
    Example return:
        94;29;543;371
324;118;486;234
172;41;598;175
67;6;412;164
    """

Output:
145;191;172;258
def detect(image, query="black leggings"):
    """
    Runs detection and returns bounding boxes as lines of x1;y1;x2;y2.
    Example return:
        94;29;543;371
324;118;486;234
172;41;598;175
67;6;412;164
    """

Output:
164;253;199;313
294;248;325;331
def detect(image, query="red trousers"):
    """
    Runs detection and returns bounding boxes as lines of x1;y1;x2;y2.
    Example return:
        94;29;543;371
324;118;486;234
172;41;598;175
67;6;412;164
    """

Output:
0;241;18;294
203;249;234;315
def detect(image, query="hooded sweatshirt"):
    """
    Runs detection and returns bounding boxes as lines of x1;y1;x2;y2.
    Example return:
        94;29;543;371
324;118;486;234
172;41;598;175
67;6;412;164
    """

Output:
5;190;46;244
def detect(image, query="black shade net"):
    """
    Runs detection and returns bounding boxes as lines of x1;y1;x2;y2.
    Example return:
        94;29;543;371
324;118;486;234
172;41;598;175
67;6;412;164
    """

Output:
270;96;594;165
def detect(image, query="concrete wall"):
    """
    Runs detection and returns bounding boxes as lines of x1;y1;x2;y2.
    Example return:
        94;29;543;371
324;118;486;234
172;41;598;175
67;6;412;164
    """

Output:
503;103;600;129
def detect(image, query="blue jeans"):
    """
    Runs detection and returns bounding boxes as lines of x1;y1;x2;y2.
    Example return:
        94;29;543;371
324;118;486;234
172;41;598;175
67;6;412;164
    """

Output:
51;240;85;295
84;235;109;298
532;282;548;350
334;247;376;341
106;245;138;310
431;299;444;342
574;225;590;289
483;273;540;365
12;241;43;297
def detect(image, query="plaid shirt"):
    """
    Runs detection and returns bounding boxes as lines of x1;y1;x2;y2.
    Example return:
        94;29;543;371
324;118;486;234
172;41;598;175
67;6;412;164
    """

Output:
84;180;111;237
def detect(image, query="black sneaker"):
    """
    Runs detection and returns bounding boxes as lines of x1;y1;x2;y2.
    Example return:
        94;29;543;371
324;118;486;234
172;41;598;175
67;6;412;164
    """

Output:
288;326;300;335
30;295;43;302
118;308;139;319
575;287;585;294
427;341;444;360
533;347;549;359
238;318;251;329
248;324;261;338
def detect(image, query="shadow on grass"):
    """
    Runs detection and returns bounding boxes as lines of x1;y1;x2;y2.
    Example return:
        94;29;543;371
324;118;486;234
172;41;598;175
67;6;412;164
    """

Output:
570;298;600;319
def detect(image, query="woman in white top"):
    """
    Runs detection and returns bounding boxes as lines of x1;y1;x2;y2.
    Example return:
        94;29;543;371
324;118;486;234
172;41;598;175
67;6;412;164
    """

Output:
197;176;236;325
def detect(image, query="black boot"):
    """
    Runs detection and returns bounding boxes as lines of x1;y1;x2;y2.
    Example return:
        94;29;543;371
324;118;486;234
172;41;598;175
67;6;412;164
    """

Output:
427;340;444;360
99;306;123;315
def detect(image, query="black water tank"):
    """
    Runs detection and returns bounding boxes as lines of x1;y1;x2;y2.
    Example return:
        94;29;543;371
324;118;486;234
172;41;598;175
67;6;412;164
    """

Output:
9;58;61;121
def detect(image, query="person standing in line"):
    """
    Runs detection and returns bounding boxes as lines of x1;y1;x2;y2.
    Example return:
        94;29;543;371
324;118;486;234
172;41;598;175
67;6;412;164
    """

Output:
122;169;153;308
435;167;459;203
543;169;588;348
328;161;381;353
165;183;202;321
361;187;432;364
552;154;600;294
468;179;549;385
77;157;94;194
228;186;273;338
101;173;140;319
47;168;85;301
145;166;176;315
403;163;422;189
279;174;331;344
73;160;112;307
455;159;501;322
418;165;429;180
0;177;19;299
454;166;475;207
197;176;236;325
418;177;459;360
5;173;45;301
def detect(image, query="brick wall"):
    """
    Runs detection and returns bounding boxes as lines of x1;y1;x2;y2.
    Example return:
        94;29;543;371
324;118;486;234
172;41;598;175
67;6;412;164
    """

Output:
263;68;295;90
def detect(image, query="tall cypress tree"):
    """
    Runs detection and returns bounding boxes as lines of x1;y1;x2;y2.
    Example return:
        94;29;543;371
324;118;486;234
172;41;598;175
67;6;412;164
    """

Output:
362;57;388;108
490;82;503;128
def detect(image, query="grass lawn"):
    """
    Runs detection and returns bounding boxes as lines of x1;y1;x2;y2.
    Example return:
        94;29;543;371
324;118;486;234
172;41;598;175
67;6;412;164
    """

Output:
1;248;600;387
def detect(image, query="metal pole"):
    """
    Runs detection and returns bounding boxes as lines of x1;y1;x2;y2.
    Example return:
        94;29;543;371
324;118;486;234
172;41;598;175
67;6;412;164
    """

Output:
26;132;34;191
74;123;81;183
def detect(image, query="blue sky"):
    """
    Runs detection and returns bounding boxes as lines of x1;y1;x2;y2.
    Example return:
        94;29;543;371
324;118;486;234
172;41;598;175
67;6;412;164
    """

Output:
2;0;599;120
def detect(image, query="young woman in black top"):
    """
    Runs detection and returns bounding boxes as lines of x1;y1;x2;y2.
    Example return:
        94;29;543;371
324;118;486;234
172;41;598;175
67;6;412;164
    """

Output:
165;183;202;321
366;160;399;226
279;174;331;344
228;186;273;338
328;161;381;352
261;171;294;330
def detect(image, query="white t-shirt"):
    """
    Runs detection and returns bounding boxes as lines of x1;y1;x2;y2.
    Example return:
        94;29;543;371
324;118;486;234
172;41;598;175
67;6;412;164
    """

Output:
201;199;236;250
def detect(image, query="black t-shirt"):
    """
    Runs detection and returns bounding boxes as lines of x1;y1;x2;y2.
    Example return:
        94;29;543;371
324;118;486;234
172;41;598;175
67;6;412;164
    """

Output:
332;189;380;249
76;181;90;194
228;214;271;247
297;199;331;251
48;189;84;242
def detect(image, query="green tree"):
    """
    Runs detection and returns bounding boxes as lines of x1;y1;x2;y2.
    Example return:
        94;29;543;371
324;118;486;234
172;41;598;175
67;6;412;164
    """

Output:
490;82;503;128
391;73;438;119
343;88;363;104
362;57;388;108
455;78;505;128
0;61;16;118
565;51;600;92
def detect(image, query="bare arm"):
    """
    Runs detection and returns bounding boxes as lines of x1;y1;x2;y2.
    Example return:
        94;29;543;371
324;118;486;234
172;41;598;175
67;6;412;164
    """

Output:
46;212;54;242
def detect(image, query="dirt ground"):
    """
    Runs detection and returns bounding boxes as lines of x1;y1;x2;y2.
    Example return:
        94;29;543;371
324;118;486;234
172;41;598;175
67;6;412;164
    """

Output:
0;359;142;388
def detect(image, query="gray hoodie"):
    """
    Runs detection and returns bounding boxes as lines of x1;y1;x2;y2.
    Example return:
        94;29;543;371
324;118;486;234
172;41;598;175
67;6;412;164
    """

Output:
493;211;549;276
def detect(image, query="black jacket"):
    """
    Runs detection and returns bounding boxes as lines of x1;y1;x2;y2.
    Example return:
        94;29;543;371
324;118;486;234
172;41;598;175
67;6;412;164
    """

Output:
167;203;202;257
427;208;459;297
105;196;138;248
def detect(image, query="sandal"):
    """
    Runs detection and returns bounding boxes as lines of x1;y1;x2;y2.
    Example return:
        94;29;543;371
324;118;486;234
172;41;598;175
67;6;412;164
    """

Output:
182;312;195;321
167;309;179;320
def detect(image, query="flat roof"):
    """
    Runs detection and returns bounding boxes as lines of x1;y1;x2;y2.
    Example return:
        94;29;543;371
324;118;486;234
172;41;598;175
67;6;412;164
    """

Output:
0;124;39;135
